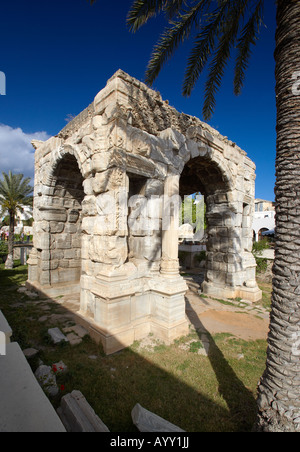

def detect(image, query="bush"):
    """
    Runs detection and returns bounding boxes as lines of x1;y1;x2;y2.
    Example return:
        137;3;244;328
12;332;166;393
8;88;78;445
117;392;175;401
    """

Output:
0;241;8;254
195;251;206;263
255;257;268;273
252;238;269;274
252;237;270;254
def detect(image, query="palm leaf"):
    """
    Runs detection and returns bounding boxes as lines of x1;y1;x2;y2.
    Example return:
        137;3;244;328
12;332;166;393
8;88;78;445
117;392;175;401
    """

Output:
145;0;211;85
127;0;191;32
182;0;231;97
0;172;33;216
127;0;168;32
234;0;264;95
126;0;265;120
202;0;251;120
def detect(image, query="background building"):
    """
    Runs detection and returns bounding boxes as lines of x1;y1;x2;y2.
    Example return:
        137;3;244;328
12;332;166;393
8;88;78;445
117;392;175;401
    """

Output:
253;199;275;242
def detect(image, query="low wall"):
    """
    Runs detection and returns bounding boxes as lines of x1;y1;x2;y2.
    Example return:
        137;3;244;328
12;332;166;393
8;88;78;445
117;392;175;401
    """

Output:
13;244;33;265
179;244;206;269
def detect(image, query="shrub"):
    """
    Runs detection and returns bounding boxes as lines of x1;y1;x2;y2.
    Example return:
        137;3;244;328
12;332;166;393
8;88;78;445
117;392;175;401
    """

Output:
195;251;206;263
252;238;269;274
0;241;8;255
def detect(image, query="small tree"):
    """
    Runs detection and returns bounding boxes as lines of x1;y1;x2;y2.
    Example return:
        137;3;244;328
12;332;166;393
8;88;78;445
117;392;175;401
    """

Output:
0;171;33;269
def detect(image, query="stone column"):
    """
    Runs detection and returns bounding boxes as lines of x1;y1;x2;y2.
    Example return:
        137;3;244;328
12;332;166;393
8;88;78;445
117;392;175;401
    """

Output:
147;174;189;344
160;175;180;277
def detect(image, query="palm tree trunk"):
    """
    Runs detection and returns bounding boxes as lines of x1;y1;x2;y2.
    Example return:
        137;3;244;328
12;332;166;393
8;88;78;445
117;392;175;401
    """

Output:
4;210;14;269
255;0;300;432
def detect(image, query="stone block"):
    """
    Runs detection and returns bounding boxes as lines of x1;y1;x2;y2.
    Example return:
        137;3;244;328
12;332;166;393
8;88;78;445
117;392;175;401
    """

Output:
57;390;110;432
49;222;65;233
52;361;68;375
91;151;113;172
48;327;69;345
35;232;50;251
54;234;72;250
89;236;127;266
131;403;185;432
35;365;59;397
39;208;67;223
23;348;39;359
144;179;164;197
0;310;12;345
82;195;97;216
94;297;131;330
0;342;66;432
68;209;80;223
93;168;124;194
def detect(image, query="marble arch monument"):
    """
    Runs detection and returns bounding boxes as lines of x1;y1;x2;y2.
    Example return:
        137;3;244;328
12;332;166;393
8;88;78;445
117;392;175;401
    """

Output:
27;70;262;354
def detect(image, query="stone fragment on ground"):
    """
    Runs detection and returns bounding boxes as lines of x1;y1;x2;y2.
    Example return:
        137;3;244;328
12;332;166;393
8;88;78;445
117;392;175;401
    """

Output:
48;327;69;345
35;365;59;397
17;286;27;294
65;333;82;346
52;361;68;375
131;403;185;432
23;348;39;359
57;390;110;432
62;324;88;346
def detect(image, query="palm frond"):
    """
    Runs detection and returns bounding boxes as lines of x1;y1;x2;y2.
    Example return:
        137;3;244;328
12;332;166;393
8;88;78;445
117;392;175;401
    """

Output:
145;0;210;85
182;0;231;97
164;0;190;19
234;0;264;95
202;0;251;120
127;1;197;33
126;0;265;120
127;0;168;32
0;172;33;214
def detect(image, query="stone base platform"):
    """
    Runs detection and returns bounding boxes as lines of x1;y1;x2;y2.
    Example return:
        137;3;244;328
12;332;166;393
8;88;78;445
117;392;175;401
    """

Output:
75;309;189;356
0;342;66;432
202;281;262;303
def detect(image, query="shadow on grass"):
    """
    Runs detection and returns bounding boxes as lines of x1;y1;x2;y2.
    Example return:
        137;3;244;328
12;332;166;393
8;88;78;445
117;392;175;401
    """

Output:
185;300;257;431
0;263;259;432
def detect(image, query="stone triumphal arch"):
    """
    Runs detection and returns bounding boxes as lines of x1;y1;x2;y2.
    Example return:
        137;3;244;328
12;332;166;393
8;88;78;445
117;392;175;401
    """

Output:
27;70;262;354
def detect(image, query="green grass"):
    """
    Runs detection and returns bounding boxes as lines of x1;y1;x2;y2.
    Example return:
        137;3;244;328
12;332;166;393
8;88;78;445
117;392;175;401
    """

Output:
256;280;272;311
0;262;268;432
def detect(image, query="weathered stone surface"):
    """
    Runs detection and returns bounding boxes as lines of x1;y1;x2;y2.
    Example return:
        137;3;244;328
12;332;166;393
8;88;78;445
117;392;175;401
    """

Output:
23;348;39;359
27;70;260;355
47;327;69;345
131;403;185;432
57;390;110;432
0;343;66;432
35;365;59;397
0;310;12;345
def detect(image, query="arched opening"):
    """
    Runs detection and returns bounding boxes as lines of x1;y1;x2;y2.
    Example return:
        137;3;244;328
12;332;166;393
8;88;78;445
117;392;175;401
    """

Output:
179;154;238;295
48;154;84;288
258;228;269;241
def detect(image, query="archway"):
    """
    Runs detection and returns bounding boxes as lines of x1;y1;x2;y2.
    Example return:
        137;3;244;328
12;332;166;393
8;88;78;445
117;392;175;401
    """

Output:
258;228;269;241
28;153;84;294
27;70;262;354
47;154;84;288
178;155;240;298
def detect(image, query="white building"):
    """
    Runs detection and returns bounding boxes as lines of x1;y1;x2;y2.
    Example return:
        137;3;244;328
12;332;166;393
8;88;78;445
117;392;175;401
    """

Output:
15;205;33;229
253;198;275;242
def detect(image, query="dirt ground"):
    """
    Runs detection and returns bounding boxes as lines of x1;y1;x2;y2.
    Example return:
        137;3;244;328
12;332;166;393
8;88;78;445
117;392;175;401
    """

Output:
183;270;270;341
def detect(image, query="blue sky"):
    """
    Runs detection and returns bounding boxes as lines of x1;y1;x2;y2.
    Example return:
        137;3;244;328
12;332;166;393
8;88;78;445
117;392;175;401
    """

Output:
0;0;277;201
